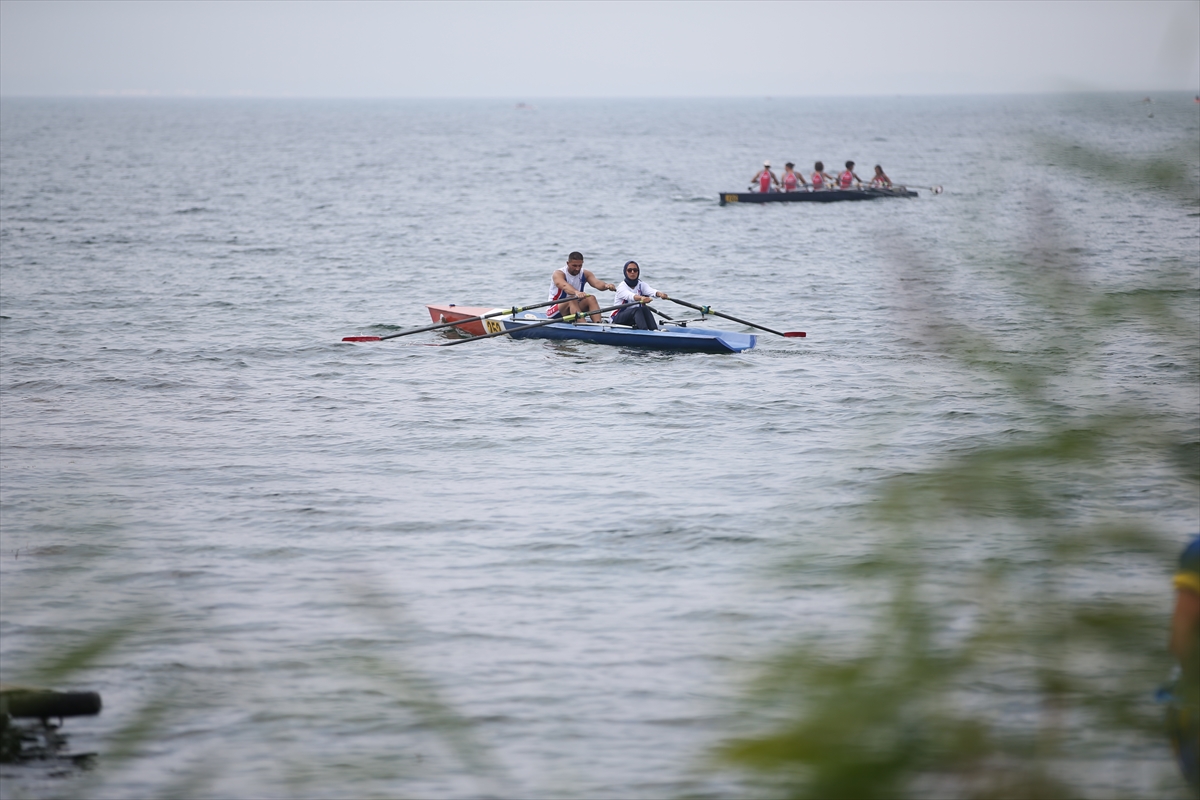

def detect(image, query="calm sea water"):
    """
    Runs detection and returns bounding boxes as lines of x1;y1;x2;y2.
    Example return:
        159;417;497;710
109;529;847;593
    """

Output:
1;95;1198;799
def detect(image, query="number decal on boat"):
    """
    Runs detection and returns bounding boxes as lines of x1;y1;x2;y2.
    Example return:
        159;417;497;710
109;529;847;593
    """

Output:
725;194;739;203
485;319;502;334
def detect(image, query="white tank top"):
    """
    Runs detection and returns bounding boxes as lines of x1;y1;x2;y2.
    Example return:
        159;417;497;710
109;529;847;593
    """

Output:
548;267;587;301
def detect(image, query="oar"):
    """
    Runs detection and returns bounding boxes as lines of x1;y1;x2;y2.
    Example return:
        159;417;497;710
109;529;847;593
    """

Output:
436;302;630;347
666;298;805;338
600;303;676;325
589;300;673;321
648;305;674;320
342;297;575;342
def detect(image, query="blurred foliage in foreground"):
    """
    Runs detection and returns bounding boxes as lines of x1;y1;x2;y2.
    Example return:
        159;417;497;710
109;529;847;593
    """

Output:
714;145;1199;799
0;590;505;799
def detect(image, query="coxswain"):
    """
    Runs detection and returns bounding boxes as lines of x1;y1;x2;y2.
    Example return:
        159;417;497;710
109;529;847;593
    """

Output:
547;251;615;323
838;161;863;189
781;162;807;192
611;261;668;330
810;161;834;190
869;165;893;188
751;161;779;193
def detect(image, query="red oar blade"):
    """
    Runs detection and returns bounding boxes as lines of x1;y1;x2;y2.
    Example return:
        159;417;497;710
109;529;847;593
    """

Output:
342;336;381;342
784;332;806;337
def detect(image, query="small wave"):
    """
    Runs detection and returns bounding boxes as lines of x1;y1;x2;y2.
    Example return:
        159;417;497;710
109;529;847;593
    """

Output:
5;379;65;390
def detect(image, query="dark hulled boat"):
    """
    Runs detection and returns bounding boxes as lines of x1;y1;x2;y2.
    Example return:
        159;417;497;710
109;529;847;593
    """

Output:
719;187;917;205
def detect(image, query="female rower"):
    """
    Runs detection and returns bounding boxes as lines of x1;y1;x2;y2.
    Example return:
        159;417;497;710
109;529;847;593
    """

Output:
869;164;893;188
811;161;835;190
612;261;668;330
781;162;808;192
750;161;779;193
838;161;863;189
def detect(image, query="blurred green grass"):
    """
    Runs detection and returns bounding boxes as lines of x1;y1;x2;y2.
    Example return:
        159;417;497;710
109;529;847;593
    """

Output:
711;140;1199;799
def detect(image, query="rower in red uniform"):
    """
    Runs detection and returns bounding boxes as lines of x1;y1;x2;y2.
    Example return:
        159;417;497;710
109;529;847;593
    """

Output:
781;162;807;192
838;161;863;189
810;161;834;190
751;161;779;193
869;164;893;188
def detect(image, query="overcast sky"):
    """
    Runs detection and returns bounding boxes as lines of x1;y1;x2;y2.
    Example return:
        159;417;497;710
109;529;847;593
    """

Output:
1;0;1197;98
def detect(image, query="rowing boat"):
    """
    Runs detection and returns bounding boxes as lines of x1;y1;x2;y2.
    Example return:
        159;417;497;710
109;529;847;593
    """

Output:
502;312;756;353
425;304;756;353
719;187;917;205
426;304;496;336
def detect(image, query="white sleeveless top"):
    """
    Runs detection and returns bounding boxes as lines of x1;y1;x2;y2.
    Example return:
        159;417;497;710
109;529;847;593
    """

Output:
548;267;587;302
547;267;590;316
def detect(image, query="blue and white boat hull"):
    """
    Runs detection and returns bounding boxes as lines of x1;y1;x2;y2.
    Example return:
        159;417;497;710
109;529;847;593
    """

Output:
497;313;755;353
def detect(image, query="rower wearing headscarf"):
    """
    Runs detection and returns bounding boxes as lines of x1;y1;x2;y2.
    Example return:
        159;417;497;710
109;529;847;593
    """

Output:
612;261;668;330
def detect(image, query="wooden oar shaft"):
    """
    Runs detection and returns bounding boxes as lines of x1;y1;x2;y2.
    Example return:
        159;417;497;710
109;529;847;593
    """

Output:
376;297;569;341
437;302;629;347
666;298;797;337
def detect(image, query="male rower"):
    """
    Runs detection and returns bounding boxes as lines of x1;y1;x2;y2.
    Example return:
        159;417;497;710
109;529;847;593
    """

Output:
811;161;835;190
751;160;779;193
547;251;615;323
781;162;807;192
838;161;863;189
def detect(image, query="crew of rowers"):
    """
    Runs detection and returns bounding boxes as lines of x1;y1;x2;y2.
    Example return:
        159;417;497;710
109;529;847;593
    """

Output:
750;160;892;193
546;251;668;330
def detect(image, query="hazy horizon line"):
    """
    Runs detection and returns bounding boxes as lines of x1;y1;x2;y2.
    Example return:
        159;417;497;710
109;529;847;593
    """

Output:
3;89;1198;101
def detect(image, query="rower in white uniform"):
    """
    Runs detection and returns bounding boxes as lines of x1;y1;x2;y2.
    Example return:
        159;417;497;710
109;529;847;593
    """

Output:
611;261;668;330
547;251;615;323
